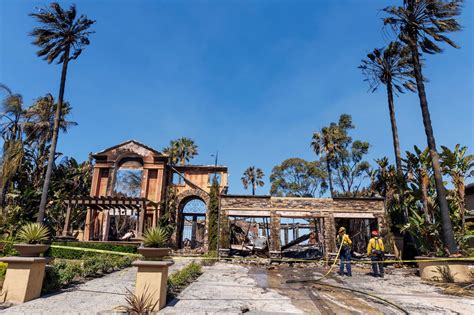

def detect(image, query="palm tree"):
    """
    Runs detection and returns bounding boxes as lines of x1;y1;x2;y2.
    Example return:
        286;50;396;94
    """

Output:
30;3;94;223
23;94;77;188
241;166;265;195
359;42;415;174
0;85;25;214
359;41;416;222
163;137;198;166
311;114;353;197
384;0;463;254
440;144;474;235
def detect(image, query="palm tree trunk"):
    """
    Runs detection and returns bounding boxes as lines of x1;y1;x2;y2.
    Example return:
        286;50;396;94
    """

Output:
409;43;458;254
37;46;70;223
386;81;408;223
252;181;255;196
326;155;335;198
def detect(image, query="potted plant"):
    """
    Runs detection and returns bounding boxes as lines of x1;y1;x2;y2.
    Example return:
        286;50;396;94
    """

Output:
137;227;170;260
14;223;50;257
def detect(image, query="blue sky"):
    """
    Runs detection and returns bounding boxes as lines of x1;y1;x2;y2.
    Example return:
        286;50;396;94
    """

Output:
1;0;472;195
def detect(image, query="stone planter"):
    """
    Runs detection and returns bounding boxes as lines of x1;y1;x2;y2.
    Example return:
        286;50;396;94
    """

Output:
13;244;50;257
137;247;171;260
132;260;174;310
416;256;474;283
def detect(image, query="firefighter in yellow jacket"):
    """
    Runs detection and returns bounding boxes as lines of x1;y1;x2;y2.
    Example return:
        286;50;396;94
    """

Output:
367;230;385;278
336;227;352;276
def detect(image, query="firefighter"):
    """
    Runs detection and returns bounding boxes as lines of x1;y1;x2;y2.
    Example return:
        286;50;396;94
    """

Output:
336;226;352;276
367;230;385;278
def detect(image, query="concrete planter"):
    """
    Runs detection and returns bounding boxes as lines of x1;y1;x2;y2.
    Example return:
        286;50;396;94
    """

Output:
137;247;171;260
416;256;474;283
13;244;50;257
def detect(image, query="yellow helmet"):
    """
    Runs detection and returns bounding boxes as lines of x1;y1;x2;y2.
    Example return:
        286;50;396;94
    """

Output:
338;227;346;233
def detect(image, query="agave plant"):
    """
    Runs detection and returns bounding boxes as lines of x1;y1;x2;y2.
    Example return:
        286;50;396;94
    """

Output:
17;223;50;244
116;286;159;314
142;227;168;248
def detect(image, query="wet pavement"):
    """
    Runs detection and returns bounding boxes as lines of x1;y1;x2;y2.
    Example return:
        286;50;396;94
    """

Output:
248;263;474;314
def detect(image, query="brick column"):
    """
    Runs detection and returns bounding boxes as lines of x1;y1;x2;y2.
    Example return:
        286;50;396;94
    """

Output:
269;211;281;258
323;214;336;255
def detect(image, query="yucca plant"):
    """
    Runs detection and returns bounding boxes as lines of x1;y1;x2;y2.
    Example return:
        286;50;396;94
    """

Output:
142;227;168;248
17;223;50;244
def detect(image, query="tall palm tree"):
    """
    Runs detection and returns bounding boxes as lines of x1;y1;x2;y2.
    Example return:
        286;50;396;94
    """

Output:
241;166;265;195
163;137;198;166
0;85;25;214
384;0;463;254
359;41;416;222
23;94;77;188
30;3;94;223
359;42;415;174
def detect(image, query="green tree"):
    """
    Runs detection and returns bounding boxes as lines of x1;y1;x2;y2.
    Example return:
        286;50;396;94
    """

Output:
30;2;95;223
384;0;463;254
0;85;25;214
269;158;327;197
440;144;474;235
241;166;265;195
404;146;435;224
163;137;198;166
311;114;354;197
23;94;77;188
207;178;220;251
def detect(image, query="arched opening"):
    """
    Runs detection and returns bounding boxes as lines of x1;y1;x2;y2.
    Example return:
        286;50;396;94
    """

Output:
178;197;207;249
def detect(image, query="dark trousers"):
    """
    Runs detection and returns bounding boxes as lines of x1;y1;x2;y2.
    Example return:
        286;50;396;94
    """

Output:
339;251;352;276
371;256;384;276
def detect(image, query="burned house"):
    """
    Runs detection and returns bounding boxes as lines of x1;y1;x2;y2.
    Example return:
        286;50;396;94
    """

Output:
64;140;385;256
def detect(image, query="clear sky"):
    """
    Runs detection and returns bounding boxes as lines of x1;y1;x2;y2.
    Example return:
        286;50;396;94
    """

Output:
1;0;472;195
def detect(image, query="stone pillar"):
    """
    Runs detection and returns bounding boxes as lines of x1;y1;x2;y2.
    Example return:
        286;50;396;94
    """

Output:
295;223;300;239
84;208;92;241
323;214;336;256
132;260;174;310
191;215;197;248
269;212;281;258
0;257;50;303
102;210;110;241
284;226;289;245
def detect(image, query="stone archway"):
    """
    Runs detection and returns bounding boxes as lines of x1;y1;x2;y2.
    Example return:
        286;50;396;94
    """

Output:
175;189;210;250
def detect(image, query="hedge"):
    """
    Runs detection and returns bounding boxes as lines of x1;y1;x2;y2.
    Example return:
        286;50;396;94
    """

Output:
45;241;139;260
51;241;138;253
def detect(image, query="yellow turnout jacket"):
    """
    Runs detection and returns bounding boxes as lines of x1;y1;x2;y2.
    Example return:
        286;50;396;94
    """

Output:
367;237;384;256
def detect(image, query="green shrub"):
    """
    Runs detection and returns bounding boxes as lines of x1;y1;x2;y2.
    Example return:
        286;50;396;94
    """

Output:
167;262;202;299
82;254;134;277
0;262;7;280
0;238;18;257
42;265;62;294
42;261;84;294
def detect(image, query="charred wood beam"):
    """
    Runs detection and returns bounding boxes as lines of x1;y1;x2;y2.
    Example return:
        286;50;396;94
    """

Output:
281;233;311;251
